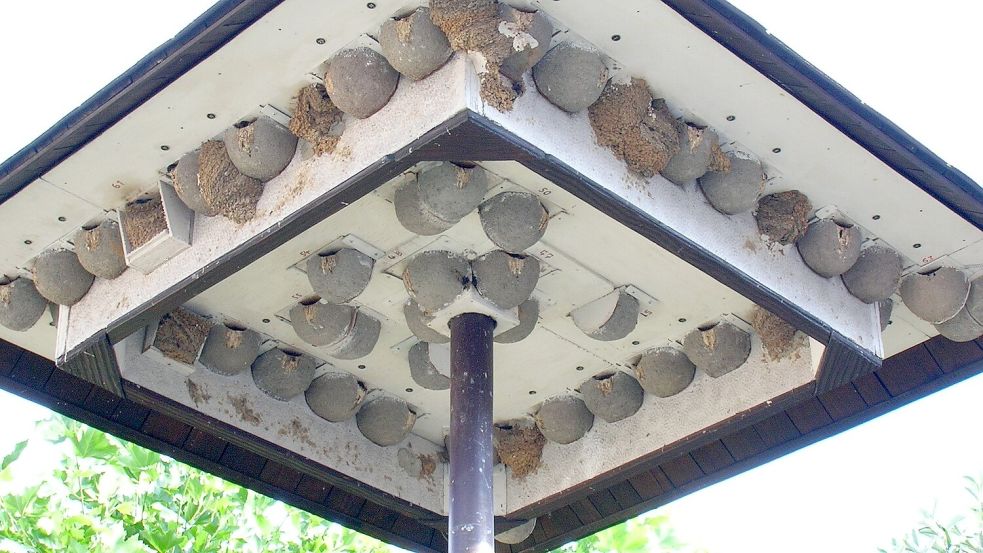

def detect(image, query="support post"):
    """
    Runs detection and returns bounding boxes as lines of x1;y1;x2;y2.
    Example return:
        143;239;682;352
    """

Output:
448;312;496;552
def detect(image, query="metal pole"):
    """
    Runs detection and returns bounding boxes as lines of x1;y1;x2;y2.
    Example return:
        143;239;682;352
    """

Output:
448;312;496;553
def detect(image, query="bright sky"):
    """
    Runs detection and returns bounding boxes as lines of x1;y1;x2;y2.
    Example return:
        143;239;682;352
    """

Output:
1;1;981;552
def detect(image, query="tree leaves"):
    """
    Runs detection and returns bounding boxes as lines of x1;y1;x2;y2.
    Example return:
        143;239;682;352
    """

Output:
0;439;27;472
878;475;983;553
0;415;400;553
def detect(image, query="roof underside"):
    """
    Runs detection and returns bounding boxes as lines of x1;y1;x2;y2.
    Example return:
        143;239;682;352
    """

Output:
0;0;981;551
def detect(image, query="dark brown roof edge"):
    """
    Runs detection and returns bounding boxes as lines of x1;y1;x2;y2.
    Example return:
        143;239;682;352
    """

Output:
5;335;981;553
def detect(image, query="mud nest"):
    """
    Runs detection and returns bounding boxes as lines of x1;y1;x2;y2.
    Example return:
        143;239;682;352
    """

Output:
707;142;731;172
122;196;167;249
588;79;682;177
493;422;546;478
289;84;344;156
755;190;812;245
198;140;264;223
751;306;801;361
154;308;212;365
430;0;527;111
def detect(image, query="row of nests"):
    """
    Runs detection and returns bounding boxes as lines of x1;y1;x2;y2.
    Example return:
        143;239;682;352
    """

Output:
521;24;983;342
440;307;801;483
0;0;555;332
284;0;983;344
151;307;419;448
0;114;302;333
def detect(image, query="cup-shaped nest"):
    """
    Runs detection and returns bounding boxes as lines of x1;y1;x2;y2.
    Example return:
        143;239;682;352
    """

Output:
682;321;751;378
899;267;970;324
797;219;862;278
634;346;696;397
251;348;317;401
379;7;453;80
75;219;127;280
0;277;47;332
306;371;366;422
698;155;764;215
407;341;451;391
199;322;262;376
534;395;594;444
306;248;374;304
579;371;644;423
478;192;548;254
223;116;298;182
472;250;539;310
32;248;94;306
402;250;471;313
356;395;417;447
324;47;399;119
532;43;608;113
571;289;640;342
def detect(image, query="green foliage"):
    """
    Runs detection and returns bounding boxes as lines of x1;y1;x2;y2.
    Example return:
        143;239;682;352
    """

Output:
878;476;983;553
554;514;702;553
0;415;397;553
0;413;699;553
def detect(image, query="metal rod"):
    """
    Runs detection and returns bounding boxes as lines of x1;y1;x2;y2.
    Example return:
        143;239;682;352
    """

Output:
448;312;496;553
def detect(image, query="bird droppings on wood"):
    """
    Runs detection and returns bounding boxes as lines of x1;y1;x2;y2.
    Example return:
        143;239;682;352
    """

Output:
185;378;211;407
227;392;262;425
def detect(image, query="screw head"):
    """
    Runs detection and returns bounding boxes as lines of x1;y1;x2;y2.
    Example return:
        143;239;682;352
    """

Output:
366;2;376;8
206;113;216;119
913;243;922;249
872;214;881;220
315;37;326;45
611;34;621;41
726;115;736;121
160;145;170;151
23;240;32;245
405;387;413;393
575;366;585;371
528;390;537;395
772;147;782;154
57;216;67;222
358;364;366;370
262;318;271;323
678;317;687;323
